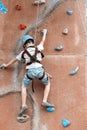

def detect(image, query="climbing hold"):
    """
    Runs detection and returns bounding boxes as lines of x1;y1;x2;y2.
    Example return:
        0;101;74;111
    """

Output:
19;24;27;30
17;114;29;123
46;106;55;112
62;119;71;127
0;3;8;14
69;66;79;76
66;10;73;15
15;5;22;10
62;28;68;35
55;45;63;51
0;65;6;69
33;0;45;6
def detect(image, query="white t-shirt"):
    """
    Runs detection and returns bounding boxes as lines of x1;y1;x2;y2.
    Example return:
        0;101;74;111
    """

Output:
16;44;44;69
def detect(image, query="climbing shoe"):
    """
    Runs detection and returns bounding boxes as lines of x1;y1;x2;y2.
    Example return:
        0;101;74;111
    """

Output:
18;105;28;117
41;102;54;107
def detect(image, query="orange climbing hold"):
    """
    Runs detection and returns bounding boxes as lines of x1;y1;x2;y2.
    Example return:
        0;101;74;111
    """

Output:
15;5;22;10
19;24;27;30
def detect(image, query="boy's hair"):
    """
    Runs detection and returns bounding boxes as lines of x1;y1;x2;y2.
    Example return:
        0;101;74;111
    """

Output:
23;39;34;48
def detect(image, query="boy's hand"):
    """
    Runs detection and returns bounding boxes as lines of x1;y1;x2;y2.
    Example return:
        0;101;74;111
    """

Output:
0;64;7;69
41;29;48;36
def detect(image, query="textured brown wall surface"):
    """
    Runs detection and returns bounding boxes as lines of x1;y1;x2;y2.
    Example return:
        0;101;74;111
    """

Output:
0;0;87;130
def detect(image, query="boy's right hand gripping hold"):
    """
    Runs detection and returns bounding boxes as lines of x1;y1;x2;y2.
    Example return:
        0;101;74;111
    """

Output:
41;29;48;36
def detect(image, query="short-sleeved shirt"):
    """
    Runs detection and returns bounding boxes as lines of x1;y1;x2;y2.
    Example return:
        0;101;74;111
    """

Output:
16;44;44;69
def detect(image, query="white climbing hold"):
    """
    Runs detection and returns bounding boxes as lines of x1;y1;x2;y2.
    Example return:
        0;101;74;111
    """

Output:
62;28;68;35
55;45;63;51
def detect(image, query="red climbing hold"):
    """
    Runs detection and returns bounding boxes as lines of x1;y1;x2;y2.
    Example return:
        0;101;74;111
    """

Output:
19;24;27;30
15;5;22;10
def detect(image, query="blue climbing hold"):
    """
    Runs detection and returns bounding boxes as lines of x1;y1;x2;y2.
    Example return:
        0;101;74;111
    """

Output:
66;10;73;15
0;3;8;14
46;106;55;112
62;119;71;127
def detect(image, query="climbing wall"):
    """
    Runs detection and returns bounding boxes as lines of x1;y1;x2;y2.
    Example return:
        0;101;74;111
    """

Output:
0;0;87;130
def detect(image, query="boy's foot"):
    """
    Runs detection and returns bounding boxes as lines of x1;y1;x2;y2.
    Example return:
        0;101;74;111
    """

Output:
18;105;28;117
41;102;54;107
33;0;45;5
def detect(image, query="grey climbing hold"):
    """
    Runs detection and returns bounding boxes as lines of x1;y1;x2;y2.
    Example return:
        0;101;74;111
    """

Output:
66;10;73;15
62;28;68;35
62;119;71;127
0;65;6;69
55;45;63;51
17;114;29;123
69;66;79;76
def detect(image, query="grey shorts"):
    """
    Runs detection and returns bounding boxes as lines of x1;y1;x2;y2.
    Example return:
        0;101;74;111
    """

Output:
22;67;50;87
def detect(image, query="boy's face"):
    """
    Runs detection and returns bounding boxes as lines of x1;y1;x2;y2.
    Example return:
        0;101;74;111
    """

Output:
24;39;34;48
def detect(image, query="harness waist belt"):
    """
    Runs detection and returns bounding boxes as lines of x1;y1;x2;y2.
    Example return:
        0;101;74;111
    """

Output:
26;60;40;66
26;74;33;80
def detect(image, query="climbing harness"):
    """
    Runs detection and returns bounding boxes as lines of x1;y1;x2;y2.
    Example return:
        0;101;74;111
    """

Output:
22;46;45;92
76;0;87;37
21;46;44;65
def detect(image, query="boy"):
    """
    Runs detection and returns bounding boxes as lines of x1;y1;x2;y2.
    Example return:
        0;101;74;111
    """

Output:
1;29;54;116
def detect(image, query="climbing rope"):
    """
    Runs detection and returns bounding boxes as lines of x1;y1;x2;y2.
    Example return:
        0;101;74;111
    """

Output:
76;0;87;37
85;0;87;37
34;2;40;42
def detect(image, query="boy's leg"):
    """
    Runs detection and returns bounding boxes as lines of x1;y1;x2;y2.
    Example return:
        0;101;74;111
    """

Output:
42;81;50;103
18;85;28;116
42;81;54;107
21;85;27;107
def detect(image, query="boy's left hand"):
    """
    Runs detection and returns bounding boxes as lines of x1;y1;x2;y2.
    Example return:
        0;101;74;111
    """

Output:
0;64;7;69
42;29;48;36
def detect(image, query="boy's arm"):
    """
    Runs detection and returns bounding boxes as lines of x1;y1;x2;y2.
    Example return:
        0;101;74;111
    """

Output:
1;57;18;68
39;29;48;47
